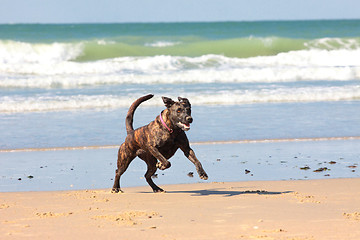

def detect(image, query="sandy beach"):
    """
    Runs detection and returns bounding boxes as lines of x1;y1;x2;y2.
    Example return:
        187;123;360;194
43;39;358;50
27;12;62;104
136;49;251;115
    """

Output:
1;178;360;240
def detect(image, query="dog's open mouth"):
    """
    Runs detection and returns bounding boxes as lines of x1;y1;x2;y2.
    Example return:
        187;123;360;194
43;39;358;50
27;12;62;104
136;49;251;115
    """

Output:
177;122;191;131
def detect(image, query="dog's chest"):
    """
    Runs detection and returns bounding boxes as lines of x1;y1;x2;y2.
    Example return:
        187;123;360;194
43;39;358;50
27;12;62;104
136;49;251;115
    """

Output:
156;137;179;158
156;136;176;148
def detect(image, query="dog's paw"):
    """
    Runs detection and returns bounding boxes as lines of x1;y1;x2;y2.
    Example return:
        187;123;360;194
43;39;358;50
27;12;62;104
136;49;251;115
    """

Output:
111;188;123;193
153;188;166;193
156;161;165;170
199;171;208;180
156;161;171;170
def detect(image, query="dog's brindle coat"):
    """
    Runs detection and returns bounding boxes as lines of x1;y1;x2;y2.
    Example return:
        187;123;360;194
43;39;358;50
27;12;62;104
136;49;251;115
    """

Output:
112;94;208;193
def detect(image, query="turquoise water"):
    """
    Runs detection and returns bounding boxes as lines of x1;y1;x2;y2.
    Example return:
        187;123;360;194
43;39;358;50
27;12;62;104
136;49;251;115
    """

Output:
1;20;360;60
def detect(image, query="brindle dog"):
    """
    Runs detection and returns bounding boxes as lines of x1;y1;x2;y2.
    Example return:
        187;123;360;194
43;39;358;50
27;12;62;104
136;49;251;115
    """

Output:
112;94;208;193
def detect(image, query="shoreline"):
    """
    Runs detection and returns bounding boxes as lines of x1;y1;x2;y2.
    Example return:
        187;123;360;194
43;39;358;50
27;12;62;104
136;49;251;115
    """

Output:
1;136;360;153
1;178;360;239
1;138;359;192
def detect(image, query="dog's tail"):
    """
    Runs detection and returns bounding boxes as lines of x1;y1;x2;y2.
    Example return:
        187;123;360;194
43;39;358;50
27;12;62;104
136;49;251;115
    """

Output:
125;94;154;134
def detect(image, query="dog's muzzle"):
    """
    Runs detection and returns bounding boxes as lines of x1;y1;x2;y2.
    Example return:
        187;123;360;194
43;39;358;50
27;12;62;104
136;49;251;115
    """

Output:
177;116;192;131
177;122;191;131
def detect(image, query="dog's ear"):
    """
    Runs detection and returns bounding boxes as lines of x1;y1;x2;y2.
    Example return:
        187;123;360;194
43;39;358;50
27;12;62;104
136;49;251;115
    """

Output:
178;97;191;107
162;97;175;108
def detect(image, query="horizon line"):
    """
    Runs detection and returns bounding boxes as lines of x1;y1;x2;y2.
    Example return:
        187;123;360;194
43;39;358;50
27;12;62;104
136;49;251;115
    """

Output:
1;18;359;25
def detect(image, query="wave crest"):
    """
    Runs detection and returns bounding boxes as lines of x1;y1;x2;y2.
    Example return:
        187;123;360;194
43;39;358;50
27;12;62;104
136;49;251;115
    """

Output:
1;50;360;89
0;40;83;64
1;36;360;64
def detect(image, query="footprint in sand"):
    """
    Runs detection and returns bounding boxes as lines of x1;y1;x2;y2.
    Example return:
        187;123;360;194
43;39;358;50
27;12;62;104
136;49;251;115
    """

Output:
291;192;321;204
343;212;360;221
0;203;10;209
92;211;159;226
35;212;73;218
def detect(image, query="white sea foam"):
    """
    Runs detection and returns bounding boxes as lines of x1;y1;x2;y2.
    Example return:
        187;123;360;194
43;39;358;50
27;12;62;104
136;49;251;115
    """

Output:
305;38;360;50
245;49;360;67
96;39;116;45
144;41;181;47
1;85;359;113
0;94;156;113
1;49;360;89
1;39;360;113
0;40;83;64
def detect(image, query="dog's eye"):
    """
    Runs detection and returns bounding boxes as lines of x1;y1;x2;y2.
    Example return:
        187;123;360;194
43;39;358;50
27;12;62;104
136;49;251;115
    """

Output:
177;108;182;113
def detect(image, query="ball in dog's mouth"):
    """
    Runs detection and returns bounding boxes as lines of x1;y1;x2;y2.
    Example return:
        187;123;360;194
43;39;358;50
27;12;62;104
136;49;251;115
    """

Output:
177;122;191;131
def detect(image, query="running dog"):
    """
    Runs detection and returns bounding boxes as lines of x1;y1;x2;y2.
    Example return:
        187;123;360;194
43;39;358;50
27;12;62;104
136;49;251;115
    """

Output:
112;94;208;193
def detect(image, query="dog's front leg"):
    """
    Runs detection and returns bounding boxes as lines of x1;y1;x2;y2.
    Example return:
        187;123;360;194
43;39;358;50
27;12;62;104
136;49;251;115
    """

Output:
146;146;171;170
181;146;208;180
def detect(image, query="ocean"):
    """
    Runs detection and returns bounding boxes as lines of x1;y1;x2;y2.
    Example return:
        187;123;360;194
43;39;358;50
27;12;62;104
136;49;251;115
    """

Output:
1;20;360;191
1;20;360;149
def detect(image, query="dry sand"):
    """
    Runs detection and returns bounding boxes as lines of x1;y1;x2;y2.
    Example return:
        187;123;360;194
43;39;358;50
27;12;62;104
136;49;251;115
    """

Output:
1;178;360;240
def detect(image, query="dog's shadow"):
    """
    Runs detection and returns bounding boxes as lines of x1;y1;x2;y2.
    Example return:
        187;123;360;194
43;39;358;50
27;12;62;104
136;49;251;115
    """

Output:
166;188;293;197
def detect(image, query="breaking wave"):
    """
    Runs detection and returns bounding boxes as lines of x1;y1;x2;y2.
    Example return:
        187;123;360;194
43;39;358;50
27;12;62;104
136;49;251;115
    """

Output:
1;85;359;113
1;50;360;89
1;34;360;113
1;36;360;63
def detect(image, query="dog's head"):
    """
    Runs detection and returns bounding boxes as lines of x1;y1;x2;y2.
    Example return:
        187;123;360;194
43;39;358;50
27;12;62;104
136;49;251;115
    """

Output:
162;96;193;131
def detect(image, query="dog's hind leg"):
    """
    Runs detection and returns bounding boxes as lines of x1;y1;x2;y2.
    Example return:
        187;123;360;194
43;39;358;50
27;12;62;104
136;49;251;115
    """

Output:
139;154;165;193
112;168;124;193
112;144;136;193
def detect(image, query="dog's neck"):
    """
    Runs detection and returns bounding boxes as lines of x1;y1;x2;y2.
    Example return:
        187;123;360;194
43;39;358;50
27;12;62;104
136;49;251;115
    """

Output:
160;110;173;133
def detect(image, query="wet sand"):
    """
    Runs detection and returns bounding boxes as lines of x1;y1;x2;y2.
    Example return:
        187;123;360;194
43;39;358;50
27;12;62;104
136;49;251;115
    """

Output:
1;178;360;239
1;138;360;192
